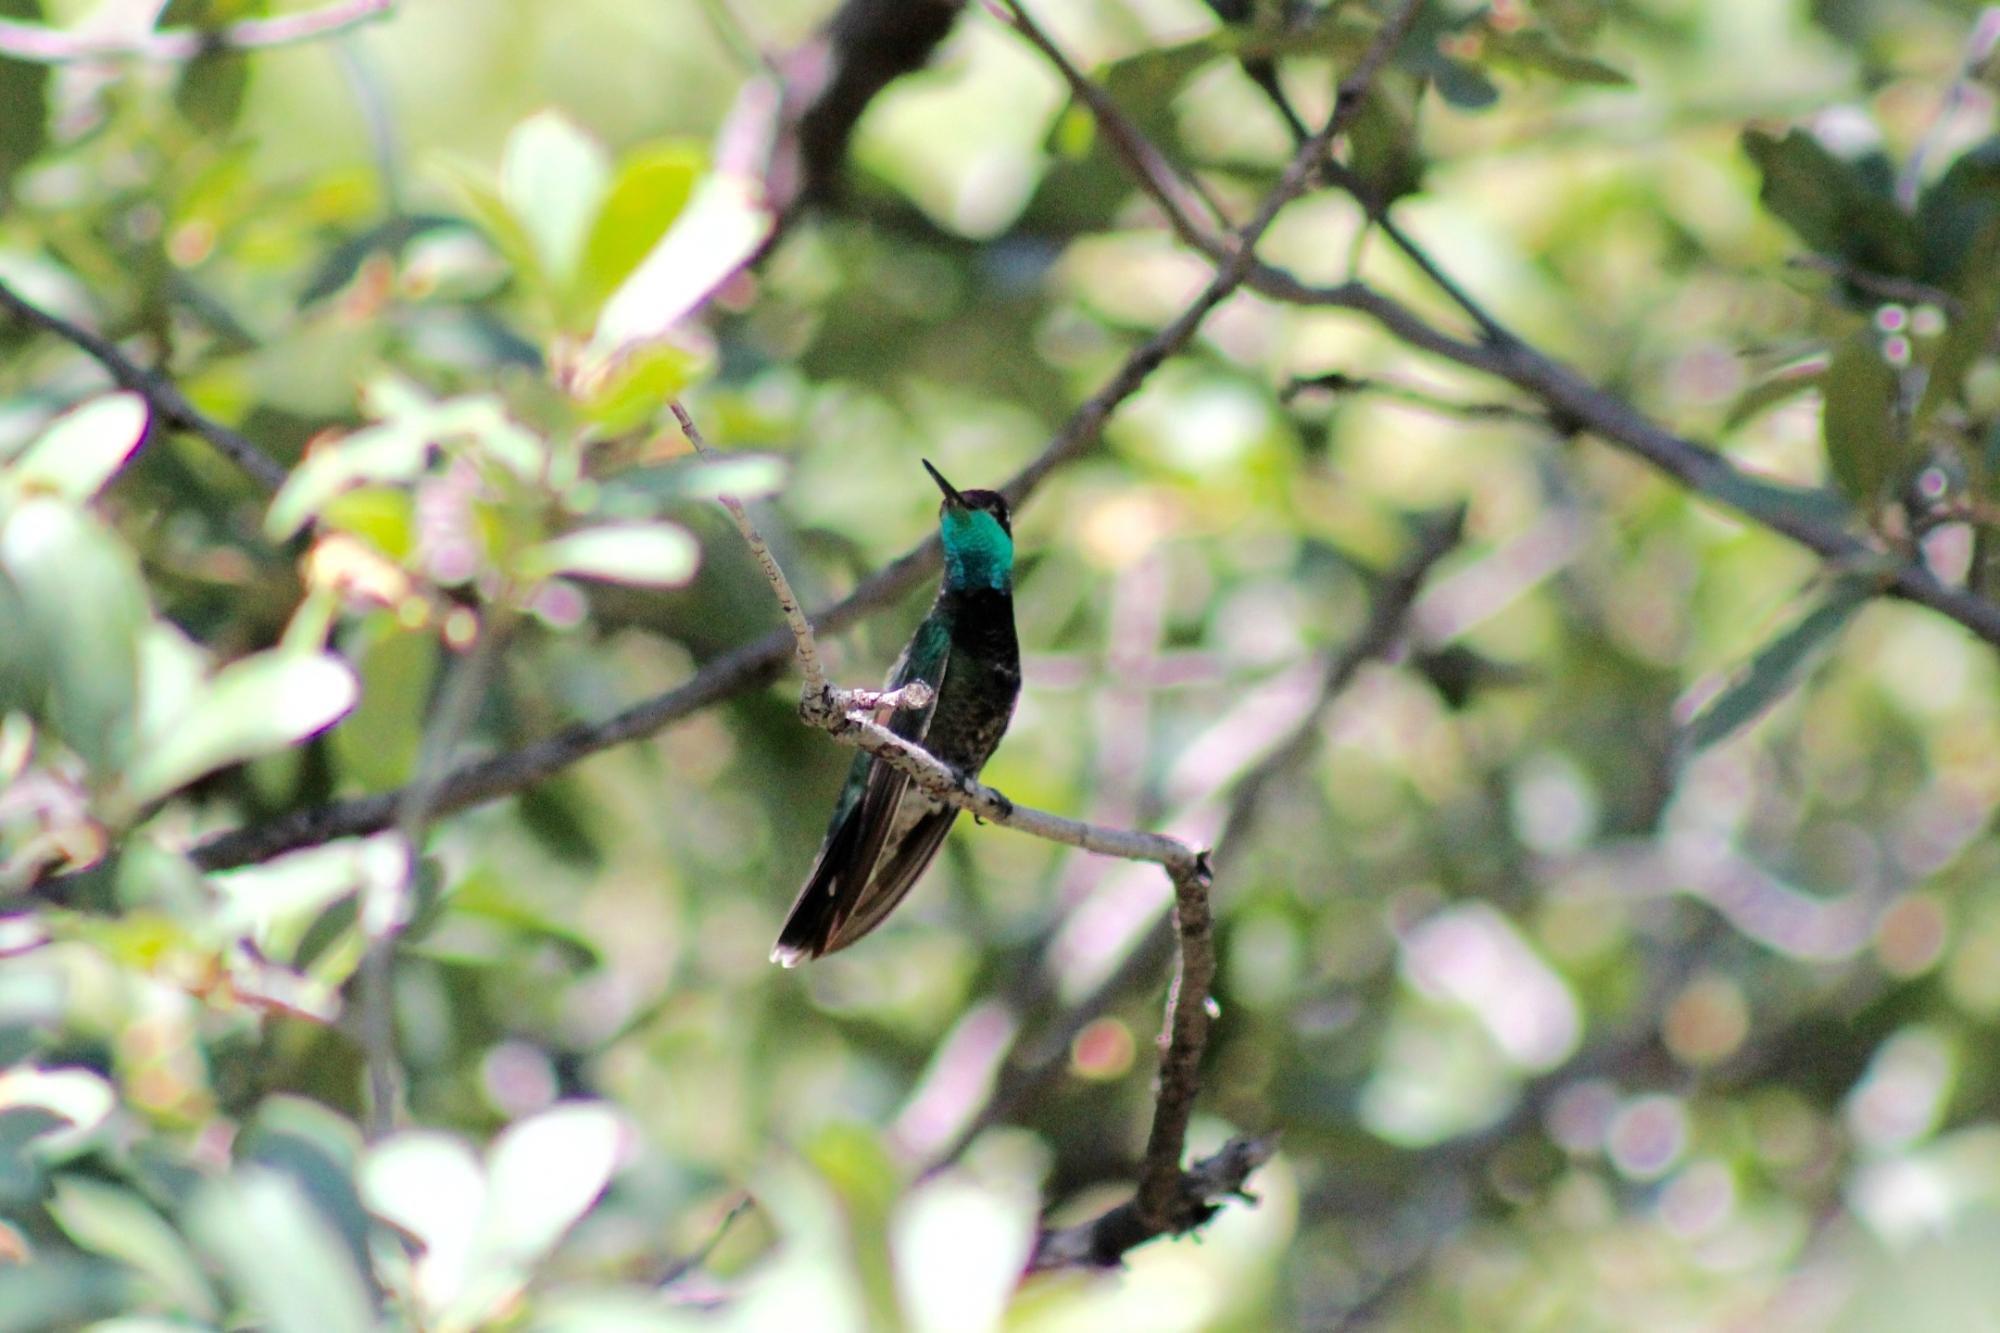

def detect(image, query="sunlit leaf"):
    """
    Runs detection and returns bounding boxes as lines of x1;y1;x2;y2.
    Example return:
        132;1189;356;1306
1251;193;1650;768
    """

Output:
579;143;704;311
1680;578;1874;754
573;339;703;434
266;419;432;540
589;170;770;363
187;1168;375;1333
360;1131;485;1319
8;393;149;502
891;1173;1036;1333
126;652;359;806
521;522;700;586
0;1066;116;1157
320;486;418;562
481;1102;629;1268
500;110;612;311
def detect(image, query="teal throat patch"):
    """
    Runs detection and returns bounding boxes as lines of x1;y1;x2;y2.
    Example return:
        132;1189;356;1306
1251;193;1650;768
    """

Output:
941;508;1013;591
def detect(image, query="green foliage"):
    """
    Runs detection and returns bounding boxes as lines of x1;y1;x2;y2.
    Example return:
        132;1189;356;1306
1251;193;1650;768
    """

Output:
5;0;2000;1329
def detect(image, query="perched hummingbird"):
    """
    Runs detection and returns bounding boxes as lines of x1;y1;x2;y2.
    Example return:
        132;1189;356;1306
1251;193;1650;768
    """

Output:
773;460;1020;965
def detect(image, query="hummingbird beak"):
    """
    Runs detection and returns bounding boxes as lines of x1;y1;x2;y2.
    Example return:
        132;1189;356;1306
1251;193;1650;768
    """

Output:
922;458;968;509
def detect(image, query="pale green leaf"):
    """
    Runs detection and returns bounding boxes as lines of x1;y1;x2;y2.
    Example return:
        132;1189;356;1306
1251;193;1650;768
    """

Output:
522;522;700;586
589;171;770;362
330;619;437;793
186;1169;374;1333
601;455;785;510
480;1102;628;1269
47;1176;218;1320
500;110;612;305
126;652;359;805
9;393;149;502
891;1173;1036;1333
579;143;704;311
360;1131;486;1320
0;499;147;773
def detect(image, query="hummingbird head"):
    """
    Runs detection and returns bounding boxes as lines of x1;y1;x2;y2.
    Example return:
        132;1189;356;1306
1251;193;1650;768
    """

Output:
924;459;1013;592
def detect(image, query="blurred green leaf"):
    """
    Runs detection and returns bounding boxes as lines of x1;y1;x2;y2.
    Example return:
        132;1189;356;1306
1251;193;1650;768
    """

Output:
266;418;433;540
482;1103;628;1269
47;1175;218;1320
1915;136;2000;288
588;171;769;365
187;1168;375;1333
235;1097;376;1290
891;1173;1036;1333
320;487;419;562
574;340;702;435
0;1257;132;1333
600;454;785;511
1484;30;1631;85
126;652;359;807
1821;327;1906;509
0;0;48;194
501;110;612;320
0;499;147;773
174;49;248;137
1744;128;1918;276
361;1131;485;1320
522;522;700;586
331;620;436;793
1680;577;1874;753
1918;214;2000;429
7;393;149;502
579;144;704;312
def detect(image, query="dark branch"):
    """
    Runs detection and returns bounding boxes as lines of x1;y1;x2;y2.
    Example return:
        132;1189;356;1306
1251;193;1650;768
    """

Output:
0;278;291;492
1031;1137;1276;1271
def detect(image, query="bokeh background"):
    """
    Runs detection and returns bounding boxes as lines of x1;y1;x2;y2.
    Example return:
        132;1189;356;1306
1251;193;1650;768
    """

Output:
7;0;2000;1328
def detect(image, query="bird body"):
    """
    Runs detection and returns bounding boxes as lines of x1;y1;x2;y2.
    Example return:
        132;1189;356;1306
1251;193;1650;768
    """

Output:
773;462;1020;965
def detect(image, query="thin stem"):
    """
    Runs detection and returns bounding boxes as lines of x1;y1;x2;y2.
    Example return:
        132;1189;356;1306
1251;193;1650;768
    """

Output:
669;401;830;707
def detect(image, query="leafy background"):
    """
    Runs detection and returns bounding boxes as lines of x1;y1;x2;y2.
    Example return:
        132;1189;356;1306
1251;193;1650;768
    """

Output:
6;0;2000;1328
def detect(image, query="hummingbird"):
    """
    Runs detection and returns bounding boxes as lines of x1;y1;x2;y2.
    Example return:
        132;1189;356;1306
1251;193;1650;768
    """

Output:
773;460;1021;965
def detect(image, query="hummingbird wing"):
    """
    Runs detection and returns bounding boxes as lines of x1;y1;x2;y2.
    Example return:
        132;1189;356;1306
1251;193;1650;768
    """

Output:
814;802;959;955
772;618;951;965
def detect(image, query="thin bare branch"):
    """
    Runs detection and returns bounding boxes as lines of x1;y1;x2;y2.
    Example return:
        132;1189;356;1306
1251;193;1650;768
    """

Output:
0;0;392;64
1282;370;1549;426
670;401;830;706
0;277;291;492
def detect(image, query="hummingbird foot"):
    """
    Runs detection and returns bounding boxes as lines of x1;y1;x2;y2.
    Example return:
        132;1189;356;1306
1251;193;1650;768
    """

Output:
969;780;1012;825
